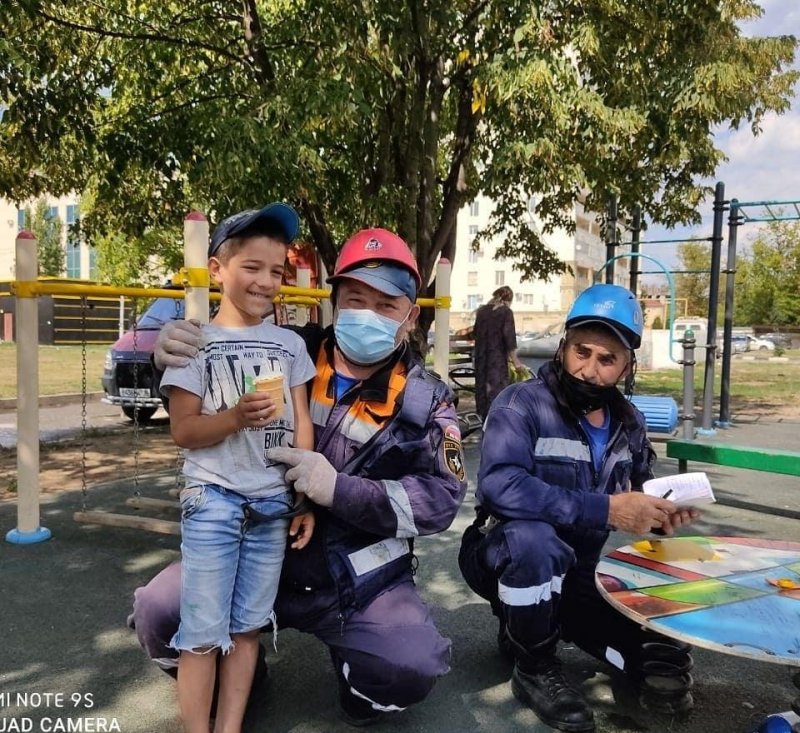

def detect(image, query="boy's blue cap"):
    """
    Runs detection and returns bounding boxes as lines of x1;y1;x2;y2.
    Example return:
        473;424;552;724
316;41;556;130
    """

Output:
209;203;300;257
332;262;417;301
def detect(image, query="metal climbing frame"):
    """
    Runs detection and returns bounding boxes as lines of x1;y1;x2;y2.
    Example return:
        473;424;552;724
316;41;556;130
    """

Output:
606;186;800;432
719;198;800;427
5;218;456;543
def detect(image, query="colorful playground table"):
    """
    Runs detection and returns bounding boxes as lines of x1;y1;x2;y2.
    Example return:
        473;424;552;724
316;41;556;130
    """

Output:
596;536;800;731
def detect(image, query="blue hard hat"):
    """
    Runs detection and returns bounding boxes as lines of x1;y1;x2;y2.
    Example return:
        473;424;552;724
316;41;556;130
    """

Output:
565;283;643;350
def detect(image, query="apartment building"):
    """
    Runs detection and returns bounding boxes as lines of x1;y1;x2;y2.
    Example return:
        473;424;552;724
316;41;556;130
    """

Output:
0;194;94;281
449;194;631;333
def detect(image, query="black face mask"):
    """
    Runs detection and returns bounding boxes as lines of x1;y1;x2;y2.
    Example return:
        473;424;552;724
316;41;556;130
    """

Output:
558;368;620;415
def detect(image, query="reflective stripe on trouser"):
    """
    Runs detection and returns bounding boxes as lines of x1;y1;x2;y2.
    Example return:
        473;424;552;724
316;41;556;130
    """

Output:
459;517;677;668
460;519;577;650
129;567;450;711
284;580;451;712
487;520;576;649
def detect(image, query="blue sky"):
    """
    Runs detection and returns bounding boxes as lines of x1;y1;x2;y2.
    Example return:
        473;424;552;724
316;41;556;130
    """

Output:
642;0;800;277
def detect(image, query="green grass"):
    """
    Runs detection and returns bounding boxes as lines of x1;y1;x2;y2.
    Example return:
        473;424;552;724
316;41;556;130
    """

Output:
1;342;799;413
636;355;800;411
0;343;109;399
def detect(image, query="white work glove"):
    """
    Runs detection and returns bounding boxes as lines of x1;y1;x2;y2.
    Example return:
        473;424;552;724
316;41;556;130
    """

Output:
268;447;337;508
154;319;204;369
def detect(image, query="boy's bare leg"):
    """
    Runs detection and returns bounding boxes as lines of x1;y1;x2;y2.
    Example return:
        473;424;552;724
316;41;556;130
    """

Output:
213;631;259;733
177;648;218;733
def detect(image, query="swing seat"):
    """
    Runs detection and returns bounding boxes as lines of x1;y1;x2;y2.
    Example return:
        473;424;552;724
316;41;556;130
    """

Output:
73;511;180;535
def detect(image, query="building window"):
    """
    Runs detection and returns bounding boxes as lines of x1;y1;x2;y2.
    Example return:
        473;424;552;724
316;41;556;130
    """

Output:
46;206;58;220
495;271;504;286
66;204;79;226
66;241;81;278
467;271;478;286
468;249;479;264
17;209;26;230
515;293;522;302
468;224;478;237
467;294;478;310
469;201;479;217
524;294;534;305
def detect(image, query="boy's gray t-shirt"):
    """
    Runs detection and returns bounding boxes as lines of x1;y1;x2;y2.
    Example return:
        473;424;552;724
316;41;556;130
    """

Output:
161;322;316;497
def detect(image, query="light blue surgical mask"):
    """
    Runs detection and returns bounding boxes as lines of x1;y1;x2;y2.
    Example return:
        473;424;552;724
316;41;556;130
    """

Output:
334;308;409;365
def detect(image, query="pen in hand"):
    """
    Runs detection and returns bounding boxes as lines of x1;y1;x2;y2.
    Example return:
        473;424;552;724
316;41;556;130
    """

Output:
662;489;673;499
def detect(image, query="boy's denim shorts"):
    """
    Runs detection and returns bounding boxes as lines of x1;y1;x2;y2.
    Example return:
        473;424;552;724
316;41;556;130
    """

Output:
169;484;293;654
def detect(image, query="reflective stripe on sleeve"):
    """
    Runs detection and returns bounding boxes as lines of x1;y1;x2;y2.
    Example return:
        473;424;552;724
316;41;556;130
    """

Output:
384;480;418;538
309;400;332;427
340;412;380;445
498;573;564;607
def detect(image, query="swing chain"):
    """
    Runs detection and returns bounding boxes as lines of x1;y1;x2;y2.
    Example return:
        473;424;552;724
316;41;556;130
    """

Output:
132;298;141;497
80;296;88;513
173;300;183;492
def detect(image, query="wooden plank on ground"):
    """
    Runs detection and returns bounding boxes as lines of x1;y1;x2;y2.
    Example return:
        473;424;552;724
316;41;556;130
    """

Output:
125;496;179;512
73;511;180;535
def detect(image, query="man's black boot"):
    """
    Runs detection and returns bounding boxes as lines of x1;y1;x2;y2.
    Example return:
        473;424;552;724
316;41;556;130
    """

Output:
508;631;594;732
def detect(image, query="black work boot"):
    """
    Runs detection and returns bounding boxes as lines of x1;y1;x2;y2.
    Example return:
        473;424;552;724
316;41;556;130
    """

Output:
508;631;595;732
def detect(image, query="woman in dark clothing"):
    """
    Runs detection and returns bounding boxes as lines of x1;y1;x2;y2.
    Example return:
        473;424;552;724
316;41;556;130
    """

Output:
473;285;525;419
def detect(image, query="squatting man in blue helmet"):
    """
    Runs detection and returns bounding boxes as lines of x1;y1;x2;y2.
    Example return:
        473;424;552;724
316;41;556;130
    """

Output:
459;283;700;732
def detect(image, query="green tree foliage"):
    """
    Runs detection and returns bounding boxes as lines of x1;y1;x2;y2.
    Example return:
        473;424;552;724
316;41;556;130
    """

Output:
675;239;714;318
24;200;64;276
0;1;796;302
735;220;800;327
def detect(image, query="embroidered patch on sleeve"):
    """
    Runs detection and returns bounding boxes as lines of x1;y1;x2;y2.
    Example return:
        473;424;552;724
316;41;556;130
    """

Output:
443;424;465;481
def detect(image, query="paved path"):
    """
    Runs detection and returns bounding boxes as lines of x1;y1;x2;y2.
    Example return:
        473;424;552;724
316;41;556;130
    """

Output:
0;394;168;449
2;417;800;732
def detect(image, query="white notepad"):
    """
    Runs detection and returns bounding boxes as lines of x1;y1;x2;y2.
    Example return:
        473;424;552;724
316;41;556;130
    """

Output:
642;472;716;508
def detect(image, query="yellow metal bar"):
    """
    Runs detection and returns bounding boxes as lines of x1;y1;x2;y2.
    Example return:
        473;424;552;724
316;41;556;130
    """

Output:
11;281;38;298
12;281;186;299
280;296;322;306
172;267;211;288
9;279;451;309
280;285;332;299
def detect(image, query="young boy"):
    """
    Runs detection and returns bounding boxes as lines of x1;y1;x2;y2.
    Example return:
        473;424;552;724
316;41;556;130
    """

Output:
161;203;317;733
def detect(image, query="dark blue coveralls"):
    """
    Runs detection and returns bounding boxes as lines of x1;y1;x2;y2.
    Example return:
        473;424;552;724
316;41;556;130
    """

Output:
129;325;467;716
459;361;673;676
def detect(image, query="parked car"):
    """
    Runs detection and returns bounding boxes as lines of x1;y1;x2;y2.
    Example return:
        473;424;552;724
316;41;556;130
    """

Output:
728;335;750;354
101;294;186;422
516;321;563;358
761;332;793;349
747;334;775;351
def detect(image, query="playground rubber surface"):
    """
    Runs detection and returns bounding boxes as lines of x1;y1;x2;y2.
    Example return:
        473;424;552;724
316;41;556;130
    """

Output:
1;418;800;732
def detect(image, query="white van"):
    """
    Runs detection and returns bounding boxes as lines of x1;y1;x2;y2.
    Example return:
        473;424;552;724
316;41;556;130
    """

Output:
673;317;708;344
